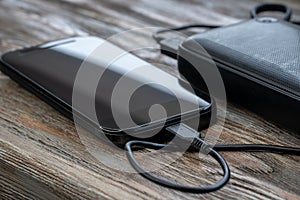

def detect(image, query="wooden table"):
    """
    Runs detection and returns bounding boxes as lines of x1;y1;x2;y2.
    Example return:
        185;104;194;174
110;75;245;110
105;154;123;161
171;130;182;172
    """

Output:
0;0;299;199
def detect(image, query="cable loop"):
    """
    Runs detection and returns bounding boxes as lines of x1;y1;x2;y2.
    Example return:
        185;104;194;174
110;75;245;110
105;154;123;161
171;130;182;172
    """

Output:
125;140;230;193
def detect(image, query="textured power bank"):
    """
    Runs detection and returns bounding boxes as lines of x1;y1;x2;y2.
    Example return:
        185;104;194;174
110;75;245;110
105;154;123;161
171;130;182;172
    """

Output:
178;18;300;132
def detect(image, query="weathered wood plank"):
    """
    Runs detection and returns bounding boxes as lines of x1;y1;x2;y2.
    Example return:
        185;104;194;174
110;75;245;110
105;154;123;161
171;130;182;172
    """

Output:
0;0;299;199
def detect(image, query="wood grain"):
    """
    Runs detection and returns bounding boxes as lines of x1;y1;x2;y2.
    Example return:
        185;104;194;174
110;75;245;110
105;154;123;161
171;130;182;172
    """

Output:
0;0;299;199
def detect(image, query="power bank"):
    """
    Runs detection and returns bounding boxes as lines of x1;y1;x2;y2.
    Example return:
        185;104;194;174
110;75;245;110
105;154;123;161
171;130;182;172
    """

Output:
178;18;300;132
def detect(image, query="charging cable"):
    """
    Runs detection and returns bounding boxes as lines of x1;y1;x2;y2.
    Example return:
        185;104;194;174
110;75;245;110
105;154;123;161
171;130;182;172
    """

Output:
153;3;300;59
125;123;300;193
130;3;300;193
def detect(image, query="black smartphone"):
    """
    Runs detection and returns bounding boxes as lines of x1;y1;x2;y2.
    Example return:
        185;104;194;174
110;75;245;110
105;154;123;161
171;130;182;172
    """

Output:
0;36;212;146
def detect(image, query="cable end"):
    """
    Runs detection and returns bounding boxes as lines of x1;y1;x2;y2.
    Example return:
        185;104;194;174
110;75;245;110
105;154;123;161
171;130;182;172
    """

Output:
166;123;210;151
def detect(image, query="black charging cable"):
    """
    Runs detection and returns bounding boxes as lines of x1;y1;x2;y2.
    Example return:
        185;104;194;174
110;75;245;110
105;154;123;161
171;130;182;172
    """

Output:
134;3;300;193
153;3;300;47
152;24;221;44
125;123;300;193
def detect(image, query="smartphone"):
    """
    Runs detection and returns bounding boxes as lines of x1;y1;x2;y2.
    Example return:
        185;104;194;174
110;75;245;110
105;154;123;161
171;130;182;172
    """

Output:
0;36;212;146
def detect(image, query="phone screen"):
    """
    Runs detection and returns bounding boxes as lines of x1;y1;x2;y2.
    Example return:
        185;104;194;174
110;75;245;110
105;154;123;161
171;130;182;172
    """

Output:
1;37;210;132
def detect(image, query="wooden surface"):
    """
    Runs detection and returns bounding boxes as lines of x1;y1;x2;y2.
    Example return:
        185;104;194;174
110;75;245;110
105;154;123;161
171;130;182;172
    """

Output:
0;0;300;199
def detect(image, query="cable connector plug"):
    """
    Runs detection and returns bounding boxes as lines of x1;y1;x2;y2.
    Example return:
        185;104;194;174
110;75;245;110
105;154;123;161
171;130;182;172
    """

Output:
165;123;212;153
